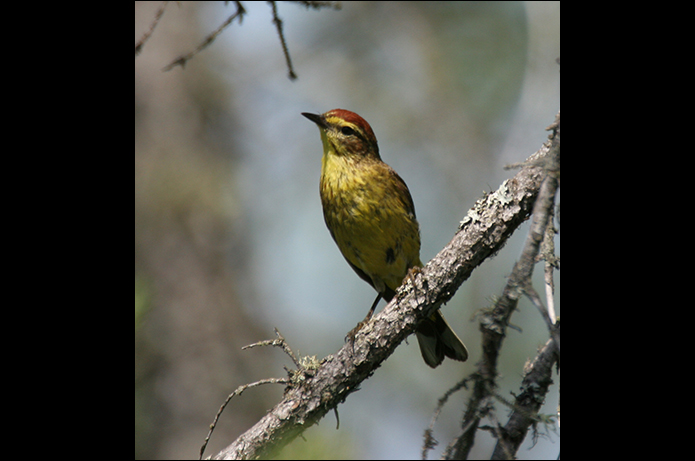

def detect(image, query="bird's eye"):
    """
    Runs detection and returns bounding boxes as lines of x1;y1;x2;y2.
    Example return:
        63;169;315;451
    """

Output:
341;126;355;136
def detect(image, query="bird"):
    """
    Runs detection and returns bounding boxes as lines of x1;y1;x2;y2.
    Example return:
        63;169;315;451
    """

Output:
302;109;468;367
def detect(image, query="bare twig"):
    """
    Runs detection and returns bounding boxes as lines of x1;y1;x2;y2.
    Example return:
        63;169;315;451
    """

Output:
242;328;301;368
542;217;559;323
135;1;170;56
163;2;247;72
422;377;471;459
269;1;297;80
200;328;303;459
200;377;289;460
524;283;555;336
293;1;342;9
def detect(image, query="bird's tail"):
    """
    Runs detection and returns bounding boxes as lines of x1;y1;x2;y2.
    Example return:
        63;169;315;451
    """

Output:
415;310;468;368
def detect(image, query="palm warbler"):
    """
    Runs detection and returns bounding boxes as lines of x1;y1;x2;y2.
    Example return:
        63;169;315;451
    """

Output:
302;109;468;368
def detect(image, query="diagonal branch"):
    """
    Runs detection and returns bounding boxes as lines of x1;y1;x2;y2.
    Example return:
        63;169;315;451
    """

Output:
135;1;170;56
210;117;554;460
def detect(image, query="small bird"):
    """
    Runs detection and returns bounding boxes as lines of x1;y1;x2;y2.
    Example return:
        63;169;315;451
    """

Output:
302;109;468;368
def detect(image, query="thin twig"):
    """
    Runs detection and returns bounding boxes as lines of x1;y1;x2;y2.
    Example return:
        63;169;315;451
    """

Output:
135;1;169;56
545;261;557;323
242;328;301;368
539;205;559;323
485;409;514;460
199;377;289;460
422;377;471;459
294;1;342;9
163;1;247;71
524;283;555;335
269;1;297;80
200;328;304;459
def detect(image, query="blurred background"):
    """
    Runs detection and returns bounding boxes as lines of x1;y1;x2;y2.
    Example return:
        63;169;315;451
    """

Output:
135;2;560;459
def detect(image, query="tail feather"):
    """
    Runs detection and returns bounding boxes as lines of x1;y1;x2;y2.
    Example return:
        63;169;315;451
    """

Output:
415;310;468;368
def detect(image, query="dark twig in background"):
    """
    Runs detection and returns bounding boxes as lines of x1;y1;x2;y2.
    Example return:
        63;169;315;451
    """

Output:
269;1;297;80
141;1;341;76
135;0;169;56
422;377;472;459
491;323;559;460
162;1;247;71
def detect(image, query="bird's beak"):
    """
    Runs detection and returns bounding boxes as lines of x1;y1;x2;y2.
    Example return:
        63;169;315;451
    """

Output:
302;112;329;129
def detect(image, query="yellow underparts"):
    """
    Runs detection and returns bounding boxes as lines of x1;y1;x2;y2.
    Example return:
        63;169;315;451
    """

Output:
320;141;422;296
